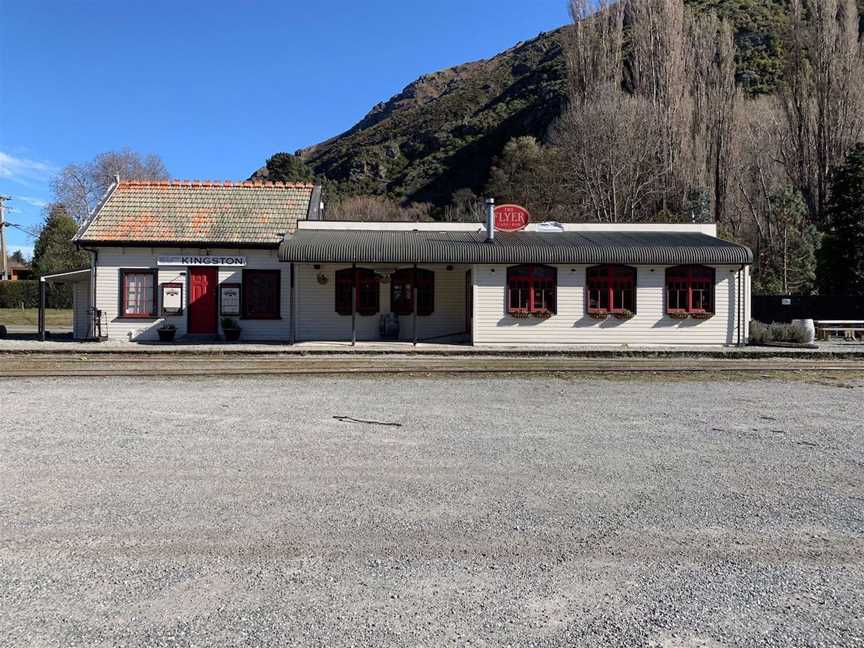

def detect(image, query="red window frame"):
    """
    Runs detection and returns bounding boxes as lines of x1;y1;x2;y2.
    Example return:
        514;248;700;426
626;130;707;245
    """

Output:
506;265;557;315
242;269;281;319
335;268;380;316
119;269;157;319
390;268;434;316
665;265;715;314
586;265;637;314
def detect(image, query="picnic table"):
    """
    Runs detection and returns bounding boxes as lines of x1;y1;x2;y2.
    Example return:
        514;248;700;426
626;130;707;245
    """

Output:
815;320;864;341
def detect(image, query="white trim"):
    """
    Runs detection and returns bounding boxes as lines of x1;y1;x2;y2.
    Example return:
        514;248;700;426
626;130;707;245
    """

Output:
298;221;485;232
39;269;92;283
73;180;120;241
298;220;717;236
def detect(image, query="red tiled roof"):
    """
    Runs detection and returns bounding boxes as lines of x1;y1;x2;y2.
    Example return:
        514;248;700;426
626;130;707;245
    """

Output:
75;180;317;246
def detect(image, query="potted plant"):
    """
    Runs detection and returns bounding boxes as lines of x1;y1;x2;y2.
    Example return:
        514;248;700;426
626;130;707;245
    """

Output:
691;312;714;320
588;309;609;320
157;323;176;342
221;317;242;342
613;309;634;321
532;309;553;320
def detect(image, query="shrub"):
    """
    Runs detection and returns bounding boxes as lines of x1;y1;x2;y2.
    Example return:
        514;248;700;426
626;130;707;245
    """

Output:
749;320;811;345
0;281;73;309
749;320;770;345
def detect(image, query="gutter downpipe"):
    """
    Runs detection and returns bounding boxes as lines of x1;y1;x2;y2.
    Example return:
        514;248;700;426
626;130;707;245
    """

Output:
77;245;99;340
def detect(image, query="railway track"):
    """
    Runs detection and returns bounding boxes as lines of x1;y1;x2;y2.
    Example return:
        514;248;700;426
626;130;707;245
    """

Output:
1;354;862;377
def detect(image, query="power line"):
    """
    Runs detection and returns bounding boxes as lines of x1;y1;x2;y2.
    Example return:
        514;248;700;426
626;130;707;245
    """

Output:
4;221;39;238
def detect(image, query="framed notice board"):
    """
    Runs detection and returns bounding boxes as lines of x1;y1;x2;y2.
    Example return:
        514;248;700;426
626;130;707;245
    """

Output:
220;283;242;316
161;283;184;315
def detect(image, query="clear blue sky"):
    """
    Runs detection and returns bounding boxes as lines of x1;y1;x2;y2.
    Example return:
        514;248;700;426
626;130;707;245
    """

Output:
0;0;569;257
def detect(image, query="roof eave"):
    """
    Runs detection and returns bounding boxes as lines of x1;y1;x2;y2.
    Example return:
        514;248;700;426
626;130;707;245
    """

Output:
77;240;282;249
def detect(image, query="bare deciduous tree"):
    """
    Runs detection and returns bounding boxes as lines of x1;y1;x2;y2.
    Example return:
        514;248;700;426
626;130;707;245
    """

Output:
552;88;669;222
325;195;433;222
567;0;625;105
686;10;739;224
775;0;864;224
52;148;170;223
442;189;486;223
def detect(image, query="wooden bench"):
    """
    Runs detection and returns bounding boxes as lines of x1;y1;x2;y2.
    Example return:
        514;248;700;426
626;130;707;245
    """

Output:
815;320;864;341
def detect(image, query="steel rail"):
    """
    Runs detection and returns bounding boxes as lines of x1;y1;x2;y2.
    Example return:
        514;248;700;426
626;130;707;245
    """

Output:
1;356;862;377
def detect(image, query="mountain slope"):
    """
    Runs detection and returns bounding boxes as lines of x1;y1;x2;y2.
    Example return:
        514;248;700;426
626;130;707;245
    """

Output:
296;28;570;207
255;2;858;209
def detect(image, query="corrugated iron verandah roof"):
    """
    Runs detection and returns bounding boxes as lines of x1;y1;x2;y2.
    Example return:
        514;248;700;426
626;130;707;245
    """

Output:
278;230;754;266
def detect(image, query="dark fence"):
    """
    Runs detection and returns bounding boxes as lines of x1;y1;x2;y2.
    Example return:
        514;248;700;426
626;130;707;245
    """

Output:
0;280;73;309
753;295;864;323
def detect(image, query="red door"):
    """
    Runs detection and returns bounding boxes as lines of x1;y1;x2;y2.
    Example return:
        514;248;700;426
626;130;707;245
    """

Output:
188;267;217;334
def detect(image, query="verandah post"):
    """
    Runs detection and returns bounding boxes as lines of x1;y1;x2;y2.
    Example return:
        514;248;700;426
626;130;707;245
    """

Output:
412;263;418;347
38;278;46;342
351;263;356;347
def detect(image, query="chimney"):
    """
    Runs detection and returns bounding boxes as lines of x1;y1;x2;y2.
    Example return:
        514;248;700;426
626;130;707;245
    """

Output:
485;197;495;242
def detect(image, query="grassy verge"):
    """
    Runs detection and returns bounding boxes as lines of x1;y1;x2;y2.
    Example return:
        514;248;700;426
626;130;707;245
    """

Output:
0;308;73;327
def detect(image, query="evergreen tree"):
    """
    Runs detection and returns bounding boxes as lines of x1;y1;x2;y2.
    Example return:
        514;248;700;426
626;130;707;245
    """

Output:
31;204;90;276
822;143;864;294
754;188;820;294
264;153;315;183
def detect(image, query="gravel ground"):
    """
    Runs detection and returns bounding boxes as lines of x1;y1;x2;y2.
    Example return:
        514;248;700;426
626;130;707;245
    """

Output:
1;374;862;647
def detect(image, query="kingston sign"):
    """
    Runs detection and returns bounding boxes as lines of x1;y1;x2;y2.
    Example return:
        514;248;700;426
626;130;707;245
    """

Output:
157;255;247;267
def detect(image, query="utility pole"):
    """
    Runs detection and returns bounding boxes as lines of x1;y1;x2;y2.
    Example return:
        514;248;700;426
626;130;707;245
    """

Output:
0;195;11;281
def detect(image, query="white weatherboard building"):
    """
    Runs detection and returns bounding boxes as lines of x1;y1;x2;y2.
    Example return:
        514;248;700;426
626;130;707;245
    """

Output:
67;180;753;346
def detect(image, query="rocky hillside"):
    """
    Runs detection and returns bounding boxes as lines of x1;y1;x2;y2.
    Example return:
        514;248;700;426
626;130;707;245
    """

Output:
254;1;859;209
295;28;570;208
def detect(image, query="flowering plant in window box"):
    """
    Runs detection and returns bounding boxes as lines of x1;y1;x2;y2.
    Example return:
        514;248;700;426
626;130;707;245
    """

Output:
588;310;609;320
509;311;532;319
532;309;554;320
612;309;634;321
668;312;690;320
690;312;714;320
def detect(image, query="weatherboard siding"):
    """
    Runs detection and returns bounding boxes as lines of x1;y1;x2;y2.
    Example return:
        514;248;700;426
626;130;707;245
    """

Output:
93;247;291;342
294;264;468;342
471;265;747;346
72;280;91;340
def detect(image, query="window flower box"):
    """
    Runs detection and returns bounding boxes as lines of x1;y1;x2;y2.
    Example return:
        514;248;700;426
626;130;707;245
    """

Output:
510;311;532;319
588;310;609;320
612;309;634;321
668;312;690;320
532;309;553;320
690;312;714;320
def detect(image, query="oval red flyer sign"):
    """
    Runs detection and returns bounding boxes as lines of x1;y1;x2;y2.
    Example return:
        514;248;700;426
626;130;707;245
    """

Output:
494;204;530;232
